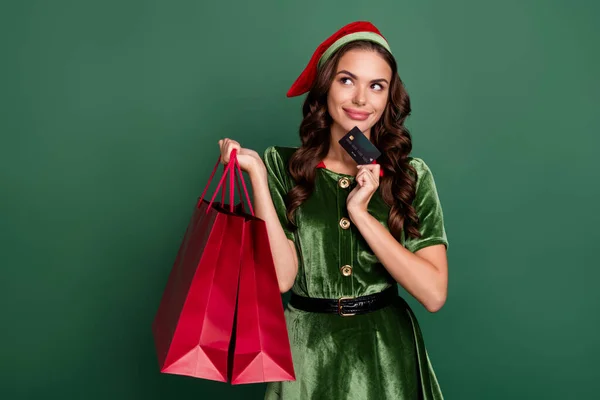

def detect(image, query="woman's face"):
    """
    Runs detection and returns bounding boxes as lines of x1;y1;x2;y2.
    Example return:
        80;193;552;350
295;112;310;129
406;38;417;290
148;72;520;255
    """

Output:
327;49;392;137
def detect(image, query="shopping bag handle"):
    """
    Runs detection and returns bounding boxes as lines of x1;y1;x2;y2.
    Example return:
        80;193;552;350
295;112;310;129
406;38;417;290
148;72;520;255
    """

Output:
198;149;254;216
224;150;254;216
231;152;254;216
198;160;243;212
200;150;236;212
211;150;254;215
197;155;224;207
220;163;244;211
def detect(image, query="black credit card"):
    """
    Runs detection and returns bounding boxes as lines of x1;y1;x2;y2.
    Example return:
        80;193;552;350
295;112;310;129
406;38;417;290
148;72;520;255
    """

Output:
338;126;381;165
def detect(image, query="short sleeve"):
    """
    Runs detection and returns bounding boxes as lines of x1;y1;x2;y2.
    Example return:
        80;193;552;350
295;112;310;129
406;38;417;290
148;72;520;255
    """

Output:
263;146;296;242
403;158;449;253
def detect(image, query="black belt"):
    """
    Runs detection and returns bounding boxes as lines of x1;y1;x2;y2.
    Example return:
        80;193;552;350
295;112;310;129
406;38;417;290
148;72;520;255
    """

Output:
289;286;397;317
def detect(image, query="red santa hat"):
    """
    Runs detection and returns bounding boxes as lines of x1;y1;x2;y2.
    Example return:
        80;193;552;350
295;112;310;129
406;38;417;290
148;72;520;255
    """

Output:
287;21;391;97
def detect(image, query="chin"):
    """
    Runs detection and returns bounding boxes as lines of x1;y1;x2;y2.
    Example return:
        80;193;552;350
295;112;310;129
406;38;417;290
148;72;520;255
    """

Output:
345;120;373;134
332;119;363;133
331;113;376;135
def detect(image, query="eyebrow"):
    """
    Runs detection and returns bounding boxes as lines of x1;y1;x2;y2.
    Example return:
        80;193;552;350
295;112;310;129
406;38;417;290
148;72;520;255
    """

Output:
336;70;389;85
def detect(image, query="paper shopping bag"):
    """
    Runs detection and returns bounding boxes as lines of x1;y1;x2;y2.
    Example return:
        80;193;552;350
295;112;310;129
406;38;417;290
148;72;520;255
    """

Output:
152;151;245;382
228;161;296;384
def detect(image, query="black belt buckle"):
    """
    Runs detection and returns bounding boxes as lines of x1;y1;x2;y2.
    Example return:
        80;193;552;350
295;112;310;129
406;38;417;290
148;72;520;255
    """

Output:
337;296;355;317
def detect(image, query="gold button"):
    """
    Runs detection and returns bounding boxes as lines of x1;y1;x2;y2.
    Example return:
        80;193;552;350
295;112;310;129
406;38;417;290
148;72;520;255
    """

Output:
339;217;351;230
338;177;350;189
340;265;353;277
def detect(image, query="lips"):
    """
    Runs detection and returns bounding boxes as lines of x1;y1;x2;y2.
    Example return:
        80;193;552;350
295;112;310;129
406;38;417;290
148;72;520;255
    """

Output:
343;107;371;121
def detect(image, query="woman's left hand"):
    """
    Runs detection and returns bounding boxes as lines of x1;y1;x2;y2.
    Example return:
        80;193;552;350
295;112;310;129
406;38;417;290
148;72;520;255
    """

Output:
346;164;380;218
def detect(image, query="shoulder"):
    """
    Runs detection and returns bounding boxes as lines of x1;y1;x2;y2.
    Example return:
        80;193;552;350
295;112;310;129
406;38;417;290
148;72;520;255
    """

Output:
263;146;299;184
406;157;442;202
407;157;434;185
263;145;298;166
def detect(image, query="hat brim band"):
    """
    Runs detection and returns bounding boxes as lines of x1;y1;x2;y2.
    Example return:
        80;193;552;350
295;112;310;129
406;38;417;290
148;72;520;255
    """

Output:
317;31;392;68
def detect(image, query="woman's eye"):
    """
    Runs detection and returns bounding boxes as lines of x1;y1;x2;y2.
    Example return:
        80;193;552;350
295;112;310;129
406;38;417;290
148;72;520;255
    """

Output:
372;83;383;91
340;77;352;85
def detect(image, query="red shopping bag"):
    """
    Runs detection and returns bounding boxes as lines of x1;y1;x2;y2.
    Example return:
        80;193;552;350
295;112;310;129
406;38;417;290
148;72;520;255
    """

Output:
152;150;246;382
228;160;296;384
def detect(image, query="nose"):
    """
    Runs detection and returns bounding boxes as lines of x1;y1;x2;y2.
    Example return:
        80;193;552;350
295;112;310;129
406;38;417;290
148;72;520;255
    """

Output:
353;86;366;106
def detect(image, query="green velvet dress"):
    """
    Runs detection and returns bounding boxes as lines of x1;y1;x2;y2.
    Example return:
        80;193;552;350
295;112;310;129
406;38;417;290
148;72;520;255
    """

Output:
262;146;448;400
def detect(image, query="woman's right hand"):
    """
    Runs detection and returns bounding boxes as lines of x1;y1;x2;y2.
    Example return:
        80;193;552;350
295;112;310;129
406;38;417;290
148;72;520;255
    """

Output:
218;138;264;177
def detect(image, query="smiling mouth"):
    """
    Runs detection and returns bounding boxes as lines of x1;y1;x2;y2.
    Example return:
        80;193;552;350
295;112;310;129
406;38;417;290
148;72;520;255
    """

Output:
343;108;371;121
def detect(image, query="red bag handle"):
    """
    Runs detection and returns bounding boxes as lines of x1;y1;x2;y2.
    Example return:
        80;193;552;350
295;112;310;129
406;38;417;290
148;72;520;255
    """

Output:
197;156;224;207
197;149;254;216
220;164;244;211
201;151;236;212
232;156;254;216
225;151;254;216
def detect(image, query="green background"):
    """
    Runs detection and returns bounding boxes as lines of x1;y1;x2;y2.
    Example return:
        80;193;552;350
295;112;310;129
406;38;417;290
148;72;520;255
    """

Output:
2;0;598;399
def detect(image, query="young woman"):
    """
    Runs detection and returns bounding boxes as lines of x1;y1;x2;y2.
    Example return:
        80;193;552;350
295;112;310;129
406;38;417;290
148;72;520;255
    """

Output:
218;21;448;400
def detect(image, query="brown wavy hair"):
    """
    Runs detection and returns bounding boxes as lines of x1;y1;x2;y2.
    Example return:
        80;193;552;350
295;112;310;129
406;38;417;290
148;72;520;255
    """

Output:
286;40;421;241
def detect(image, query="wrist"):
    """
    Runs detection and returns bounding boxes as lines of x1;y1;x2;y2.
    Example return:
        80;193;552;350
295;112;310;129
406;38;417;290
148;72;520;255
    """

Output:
347;206;369;222
248;161;267;183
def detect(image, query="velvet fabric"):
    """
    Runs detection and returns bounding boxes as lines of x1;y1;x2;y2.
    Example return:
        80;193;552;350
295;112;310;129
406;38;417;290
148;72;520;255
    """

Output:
262;146;448;400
